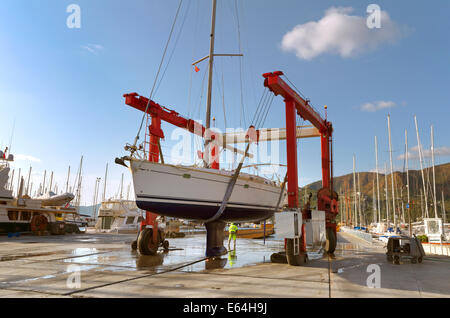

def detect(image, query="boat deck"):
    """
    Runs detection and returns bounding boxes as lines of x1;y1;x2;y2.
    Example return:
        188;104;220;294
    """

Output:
0;230;449;298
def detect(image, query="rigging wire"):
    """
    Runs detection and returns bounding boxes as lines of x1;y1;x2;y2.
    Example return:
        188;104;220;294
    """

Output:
154;0;192;97
132;0;184;150
234;0;246;128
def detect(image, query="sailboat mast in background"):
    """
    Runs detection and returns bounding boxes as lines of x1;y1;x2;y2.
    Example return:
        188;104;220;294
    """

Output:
431;125;438;218
375;136;381;224
387;115;397;228
414;115;429;218
405;129;412;236
353;155;357;227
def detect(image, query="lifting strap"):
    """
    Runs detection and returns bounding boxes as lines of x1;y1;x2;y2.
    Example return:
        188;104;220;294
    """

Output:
204;142;251;224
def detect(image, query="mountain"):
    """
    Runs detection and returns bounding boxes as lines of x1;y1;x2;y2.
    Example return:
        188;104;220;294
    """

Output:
302;162;450;223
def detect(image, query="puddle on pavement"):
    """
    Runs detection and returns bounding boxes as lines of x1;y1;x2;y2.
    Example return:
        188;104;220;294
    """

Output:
334;242;372;256
57;236;288;273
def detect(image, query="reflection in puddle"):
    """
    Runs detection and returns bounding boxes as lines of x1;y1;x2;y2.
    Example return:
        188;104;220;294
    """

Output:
205;257;227;270
136;254;165;268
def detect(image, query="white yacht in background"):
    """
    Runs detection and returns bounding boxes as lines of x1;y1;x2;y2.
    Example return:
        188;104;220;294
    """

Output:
95;199;143;234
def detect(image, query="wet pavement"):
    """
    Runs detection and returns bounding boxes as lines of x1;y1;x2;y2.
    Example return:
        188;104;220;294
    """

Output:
0;230;449;297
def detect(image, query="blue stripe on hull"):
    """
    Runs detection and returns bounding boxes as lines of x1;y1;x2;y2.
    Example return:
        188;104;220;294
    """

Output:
136;200;273;222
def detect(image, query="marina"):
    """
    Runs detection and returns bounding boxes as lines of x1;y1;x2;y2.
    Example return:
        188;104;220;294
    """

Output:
0;230;449;298
1;0;449;301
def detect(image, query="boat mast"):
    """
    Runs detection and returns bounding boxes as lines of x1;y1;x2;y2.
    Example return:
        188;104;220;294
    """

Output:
65;166;71;193
26;166;32;196
414;115;429;218
353;155;357;227
357;171;362;226
42;170;46;195
204;0;218;166
75;156;84;211
102;163;108;202
387;115;397;229
375;136;381;224
16;168;21;197
405;129;411;235
9;169;14;191
120;172;124;200
92;177;100;217
49;171;54;193
373;179;376;224
385;162;390;228
431;125;438;218
442;191;446;226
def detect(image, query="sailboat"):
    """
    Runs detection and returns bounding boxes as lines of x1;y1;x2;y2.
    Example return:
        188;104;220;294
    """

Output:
117;0;287;256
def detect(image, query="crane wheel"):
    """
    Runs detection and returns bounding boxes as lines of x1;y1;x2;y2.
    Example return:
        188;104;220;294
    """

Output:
286;239;307;266
325;228;337;254
138;228;158;255
270;252;287;264
162;240;169;252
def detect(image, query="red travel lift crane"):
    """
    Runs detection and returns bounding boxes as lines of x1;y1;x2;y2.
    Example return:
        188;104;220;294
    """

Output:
123;92;222;254
263;71;339;265
122;71;338;261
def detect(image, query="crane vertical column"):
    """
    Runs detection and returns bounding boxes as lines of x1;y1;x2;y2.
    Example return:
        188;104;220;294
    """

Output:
285;98;299;209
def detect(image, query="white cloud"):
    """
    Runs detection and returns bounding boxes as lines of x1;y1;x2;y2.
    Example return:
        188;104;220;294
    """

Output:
397;145;450;160
281;7;403;60
81;44;104;55
360;100;397;112
14;154;41;163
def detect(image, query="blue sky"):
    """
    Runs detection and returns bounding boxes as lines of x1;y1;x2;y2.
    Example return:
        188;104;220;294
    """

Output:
1;0;449;205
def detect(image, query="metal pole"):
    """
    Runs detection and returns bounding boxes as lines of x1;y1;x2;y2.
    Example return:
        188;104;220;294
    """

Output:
385;162;390;229
442;191;446;231
431;125;438;218
26;166;32;196
414;115;429;218
65;166;71;193
49;171;54;193
375;136;381;224
358;172;362;226
387;115;396;229
204;0;218;166
16;168;22;198
42;170;46;195
102;163;108;202
373;179;376;225
406;129;411;236
353;155;357;227
120;173;124;200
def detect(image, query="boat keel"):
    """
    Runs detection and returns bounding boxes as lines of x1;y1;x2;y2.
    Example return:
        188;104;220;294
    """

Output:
205;221;227;257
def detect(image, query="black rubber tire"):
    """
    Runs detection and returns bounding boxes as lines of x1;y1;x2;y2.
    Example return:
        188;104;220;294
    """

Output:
418;256;423;263
270;252;287;264
286;239;307;266
138;228;158;255
131;240;138;250
394;255;400;265
163;240;169;251
325;228;337;254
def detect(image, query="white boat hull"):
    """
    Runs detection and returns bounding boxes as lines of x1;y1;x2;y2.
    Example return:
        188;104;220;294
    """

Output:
130;160;285;222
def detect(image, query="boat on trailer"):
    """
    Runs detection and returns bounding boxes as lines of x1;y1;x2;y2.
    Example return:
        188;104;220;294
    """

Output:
0;153;79;235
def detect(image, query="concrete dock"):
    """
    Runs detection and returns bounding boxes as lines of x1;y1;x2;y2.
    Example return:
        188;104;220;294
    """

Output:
0;230;449;298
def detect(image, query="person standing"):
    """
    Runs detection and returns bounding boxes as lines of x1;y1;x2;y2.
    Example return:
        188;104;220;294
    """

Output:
228;223;238;250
